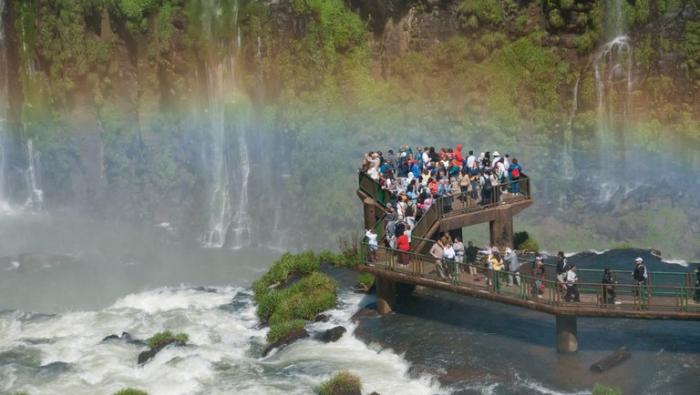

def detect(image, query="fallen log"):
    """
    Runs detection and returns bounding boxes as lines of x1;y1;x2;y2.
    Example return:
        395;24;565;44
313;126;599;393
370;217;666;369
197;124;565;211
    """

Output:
590;346;631;373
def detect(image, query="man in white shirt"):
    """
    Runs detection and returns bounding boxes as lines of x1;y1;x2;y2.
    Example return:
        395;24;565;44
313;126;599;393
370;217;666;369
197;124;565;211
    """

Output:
466;150;476;169
365;229;378;263
564;264;580;302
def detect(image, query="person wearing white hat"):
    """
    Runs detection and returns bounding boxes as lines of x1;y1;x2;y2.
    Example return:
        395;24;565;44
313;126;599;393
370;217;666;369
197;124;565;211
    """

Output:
632;257;648;298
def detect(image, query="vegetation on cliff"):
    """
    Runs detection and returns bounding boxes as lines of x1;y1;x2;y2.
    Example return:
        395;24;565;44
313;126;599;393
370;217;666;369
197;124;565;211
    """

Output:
3;0;700;257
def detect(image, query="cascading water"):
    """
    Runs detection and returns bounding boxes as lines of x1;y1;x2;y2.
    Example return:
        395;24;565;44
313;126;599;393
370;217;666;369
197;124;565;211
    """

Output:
562;76;580;181
593;0;634;177
0;0;10;214
24;139;43;210
202;0;252;249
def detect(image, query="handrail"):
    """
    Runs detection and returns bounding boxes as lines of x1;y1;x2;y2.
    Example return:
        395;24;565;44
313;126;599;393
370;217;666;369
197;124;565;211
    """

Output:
361;244;700;315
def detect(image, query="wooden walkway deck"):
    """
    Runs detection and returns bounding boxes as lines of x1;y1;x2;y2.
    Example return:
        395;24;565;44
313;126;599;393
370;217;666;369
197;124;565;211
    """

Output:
361;246;700;320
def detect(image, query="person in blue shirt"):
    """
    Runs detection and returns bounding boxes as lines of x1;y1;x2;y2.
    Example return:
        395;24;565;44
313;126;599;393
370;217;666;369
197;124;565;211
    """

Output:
508;158;523;195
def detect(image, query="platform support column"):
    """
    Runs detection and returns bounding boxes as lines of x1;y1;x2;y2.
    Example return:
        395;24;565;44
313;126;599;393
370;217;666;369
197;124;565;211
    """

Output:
376;278;396;315
556;315;578;353
489;207;514;250
363;198;377;230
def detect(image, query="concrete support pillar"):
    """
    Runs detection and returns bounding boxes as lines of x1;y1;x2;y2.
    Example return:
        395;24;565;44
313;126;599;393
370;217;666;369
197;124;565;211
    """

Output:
489;207;514;249
376;277;396;315
556;315;578;353
363;198;377;230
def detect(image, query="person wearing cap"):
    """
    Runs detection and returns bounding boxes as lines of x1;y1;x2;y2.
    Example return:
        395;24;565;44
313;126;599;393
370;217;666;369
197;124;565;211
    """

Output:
632;257;648;299
465;240;479;276
555;251;570;297
602;268;619;304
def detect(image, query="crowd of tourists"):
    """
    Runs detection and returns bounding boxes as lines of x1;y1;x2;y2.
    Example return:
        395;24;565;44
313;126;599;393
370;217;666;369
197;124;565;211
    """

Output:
361;145;525;217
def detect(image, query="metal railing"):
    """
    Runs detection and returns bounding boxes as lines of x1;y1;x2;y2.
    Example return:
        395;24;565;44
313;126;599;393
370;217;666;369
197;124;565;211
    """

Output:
361;244;700;314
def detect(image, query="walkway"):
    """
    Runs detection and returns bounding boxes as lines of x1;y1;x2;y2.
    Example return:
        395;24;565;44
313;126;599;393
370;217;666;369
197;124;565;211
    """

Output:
361;245;700;320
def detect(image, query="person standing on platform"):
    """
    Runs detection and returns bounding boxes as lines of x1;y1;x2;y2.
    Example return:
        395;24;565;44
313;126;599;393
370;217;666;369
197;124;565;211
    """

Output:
397;231;411;266
465;240;479;276
632;257;648;298
565;264;580;302
365;228;378;263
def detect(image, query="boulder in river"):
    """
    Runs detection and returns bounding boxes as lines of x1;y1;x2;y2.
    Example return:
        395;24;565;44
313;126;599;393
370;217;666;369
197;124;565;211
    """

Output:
590;346;631;373
137;332;188;365
318;326;347;343
314;313;330;323
102;332;146;347
262;327;309;357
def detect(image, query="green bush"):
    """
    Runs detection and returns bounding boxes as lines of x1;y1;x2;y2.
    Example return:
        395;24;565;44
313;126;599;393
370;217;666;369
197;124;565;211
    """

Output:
113;389;149;395
253;252;321;301
357;273;374;287
146;331;188;349
459;0;504;25
592;384;623;395
318;371;362;395
268;272;337;324
514;231;540;252
267;319;306;344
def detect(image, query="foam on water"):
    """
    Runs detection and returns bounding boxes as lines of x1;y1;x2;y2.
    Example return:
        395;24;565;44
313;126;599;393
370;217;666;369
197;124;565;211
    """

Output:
661;258;689;268
0;286;443;395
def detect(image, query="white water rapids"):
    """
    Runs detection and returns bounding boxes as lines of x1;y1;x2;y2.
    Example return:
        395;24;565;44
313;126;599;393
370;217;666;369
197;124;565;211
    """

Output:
0;287;442;395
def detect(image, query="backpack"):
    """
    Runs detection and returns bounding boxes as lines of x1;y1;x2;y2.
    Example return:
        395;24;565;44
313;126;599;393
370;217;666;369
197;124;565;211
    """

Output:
512;167;520;178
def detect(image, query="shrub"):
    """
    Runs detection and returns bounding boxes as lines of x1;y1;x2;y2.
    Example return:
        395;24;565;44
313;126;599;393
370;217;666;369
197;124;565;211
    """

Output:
267;319;306;344
268;272;338;324
317;371;362;395
253;252;321;302
113;389;149;395
357;273;374;287
459;0;503;25
514;231;540;252
146;331;188;349
592;384;623;395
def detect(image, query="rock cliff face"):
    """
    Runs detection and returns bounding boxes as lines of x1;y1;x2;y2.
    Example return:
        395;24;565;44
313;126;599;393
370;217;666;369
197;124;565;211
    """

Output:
0;1;698;256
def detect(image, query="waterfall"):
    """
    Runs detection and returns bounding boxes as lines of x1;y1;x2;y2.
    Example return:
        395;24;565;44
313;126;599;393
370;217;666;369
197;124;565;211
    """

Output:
24;139;43;210
202;0;252;249
562;76;580;181
229;132;251;249
0;0;11;214
593;0;633;175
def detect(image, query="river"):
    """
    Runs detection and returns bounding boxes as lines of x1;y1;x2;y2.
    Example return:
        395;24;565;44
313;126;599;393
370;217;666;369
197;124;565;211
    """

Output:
1;213;698;394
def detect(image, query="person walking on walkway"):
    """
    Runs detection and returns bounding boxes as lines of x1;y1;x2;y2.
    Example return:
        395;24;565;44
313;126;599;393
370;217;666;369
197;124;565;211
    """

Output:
602;268;619;304
565;264;580;302
453;237;465;275
632;257;648;299
505;247;519;286
443;242;457;281
365;228;378;263
397;231;411;266
430;239;446;279
556;251;570;297
465;240;479;276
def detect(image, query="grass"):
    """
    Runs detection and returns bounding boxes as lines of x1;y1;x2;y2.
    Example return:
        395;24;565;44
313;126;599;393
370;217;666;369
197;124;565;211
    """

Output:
254;252;338;345
357;273;374;287
592;384;623;395
267;272;337;325
267;319;307;344
317;371;362;395
113;389;149;395
146;331;188;349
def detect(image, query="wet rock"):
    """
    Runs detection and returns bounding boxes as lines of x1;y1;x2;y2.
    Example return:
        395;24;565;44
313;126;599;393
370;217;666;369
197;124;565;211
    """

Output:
137;338;186;365
351;304;379;323
262;328;309;357
318;326;347;343
39;361;71;375
101;332;146;347
314;313;330;322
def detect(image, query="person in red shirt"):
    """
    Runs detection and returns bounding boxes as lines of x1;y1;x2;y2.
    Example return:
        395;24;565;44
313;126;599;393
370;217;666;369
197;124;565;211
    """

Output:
454;144;464;163
397;232;411;266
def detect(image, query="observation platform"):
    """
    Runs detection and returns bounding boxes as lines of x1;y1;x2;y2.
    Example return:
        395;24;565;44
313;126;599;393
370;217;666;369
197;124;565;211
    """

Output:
356;171;700;353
